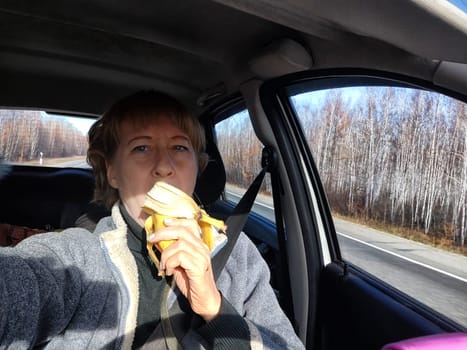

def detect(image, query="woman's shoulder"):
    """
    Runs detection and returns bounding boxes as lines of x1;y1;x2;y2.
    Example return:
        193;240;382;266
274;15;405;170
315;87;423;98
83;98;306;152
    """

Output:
230;232;262;258
222;232;270;276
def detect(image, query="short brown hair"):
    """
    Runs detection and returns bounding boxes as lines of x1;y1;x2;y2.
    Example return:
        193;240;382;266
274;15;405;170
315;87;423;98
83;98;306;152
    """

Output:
87;90;208;209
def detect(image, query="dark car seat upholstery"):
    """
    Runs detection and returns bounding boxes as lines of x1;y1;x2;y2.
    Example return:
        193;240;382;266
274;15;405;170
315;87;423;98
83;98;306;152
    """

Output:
194;137;226;208
0;167;95;232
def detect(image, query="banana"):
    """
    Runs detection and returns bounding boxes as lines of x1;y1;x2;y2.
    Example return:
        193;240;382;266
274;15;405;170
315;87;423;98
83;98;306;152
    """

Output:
142;181;227;276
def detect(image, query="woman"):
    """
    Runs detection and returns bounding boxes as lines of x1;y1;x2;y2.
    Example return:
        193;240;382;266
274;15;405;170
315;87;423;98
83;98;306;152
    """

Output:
0;90;304;349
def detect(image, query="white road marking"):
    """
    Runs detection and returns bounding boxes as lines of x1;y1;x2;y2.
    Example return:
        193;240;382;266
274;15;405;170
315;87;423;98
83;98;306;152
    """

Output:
226;191;275;210
337;231;467;284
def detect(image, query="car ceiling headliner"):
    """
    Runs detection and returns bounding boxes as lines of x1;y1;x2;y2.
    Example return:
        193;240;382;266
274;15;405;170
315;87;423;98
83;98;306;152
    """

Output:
0;0;466;116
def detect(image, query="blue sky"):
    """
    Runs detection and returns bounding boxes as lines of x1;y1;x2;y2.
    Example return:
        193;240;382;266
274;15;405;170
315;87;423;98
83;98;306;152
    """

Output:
448;0;467;12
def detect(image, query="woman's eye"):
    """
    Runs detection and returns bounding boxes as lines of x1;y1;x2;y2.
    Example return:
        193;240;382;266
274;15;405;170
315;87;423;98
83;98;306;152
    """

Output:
133;145;148;152
173;145;188;152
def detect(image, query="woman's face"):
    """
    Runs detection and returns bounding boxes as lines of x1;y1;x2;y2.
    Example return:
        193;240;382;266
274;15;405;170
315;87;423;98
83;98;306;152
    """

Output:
106;117;199;226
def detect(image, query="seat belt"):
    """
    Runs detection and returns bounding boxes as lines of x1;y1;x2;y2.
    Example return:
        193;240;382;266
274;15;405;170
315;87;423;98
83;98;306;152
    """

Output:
212;147;274;281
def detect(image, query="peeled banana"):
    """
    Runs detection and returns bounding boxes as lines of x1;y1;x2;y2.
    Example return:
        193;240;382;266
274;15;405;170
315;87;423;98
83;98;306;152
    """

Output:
143;181;227;276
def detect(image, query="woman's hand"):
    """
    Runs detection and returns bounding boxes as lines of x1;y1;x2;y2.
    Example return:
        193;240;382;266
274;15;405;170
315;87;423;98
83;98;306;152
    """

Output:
148;218;221;321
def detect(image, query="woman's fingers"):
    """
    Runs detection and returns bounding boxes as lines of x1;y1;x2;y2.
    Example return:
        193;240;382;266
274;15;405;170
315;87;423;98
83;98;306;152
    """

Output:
146;218;211;277
161;238;210;276
165;217;202;237
162;245;220;320
146;217;221;320
149;218;204;244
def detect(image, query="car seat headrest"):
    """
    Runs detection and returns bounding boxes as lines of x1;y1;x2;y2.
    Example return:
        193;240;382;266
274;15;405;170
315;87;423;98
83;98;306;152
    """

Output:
0;168;95;230
194;139;226;206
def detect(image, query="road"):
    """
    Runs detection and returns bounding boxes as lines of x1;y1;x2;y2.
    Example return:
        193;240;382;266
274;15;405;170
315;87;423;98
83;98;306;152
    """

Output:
226;186;467;328
23;156;89;168
335;219;467;328
49;158;89;168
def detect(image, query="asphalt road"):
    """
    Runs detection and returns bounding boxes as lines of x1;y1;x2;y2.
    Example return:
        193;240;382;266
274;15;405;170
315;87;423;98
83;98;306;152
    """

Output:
335;222;467;328
51;159;89;168
24;156;89;168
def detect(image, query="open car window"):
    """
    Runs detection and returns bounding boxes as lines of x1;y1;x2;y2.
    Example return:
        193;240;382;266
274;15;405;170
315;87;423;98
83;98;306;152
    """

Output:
0;109;94;168
287;82;467;328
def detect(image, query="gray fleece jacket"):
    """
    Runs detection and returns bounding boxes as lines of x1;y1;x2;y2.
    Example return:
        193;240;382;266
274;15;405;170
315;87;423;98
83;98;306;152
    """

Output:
0;204;304;349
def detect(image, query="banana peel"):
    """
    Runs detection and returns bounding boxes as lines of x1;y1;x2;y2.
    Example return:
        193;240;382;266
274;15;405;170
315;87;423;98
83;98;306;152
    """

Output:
143;181;227;276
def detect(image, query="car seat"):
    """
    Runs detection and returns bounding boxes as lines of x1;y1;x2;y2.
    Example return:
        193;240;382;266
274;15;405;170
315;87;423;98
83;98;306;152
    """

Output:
0;167;95;231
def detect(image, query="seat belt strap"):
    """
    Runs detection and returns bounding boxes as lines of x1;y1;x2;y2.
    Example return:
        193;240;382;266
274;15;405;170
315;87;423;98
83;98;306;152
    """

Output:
212;147;274;280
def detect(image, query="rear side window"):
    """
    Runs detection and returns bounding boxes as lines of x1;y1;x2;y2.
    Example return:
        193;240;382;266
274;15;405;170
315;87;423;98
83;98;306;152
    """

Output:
0;109;94;168
214;109;275;221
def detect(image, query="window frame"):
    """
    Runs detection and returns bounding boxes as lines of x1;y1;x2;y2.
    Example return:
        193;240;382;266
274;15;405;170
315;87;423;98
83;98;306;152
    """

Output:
260;67;467;332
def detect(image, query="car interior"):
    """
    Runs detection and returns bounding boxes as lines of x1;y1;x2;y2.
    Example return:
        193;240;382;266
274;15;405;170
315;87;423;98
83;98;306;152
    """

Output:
1;0;466;349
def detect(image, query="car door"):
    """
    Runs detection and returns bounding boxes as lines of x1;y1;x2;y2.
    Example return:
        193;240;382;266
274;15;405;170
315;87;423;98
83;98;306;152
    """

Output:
257;68;467;349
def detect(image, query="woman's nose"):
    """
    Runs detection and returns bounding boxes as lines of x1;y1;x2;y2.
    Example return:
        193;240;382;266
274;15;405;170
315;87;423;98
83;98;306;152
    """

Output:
153;151;174;177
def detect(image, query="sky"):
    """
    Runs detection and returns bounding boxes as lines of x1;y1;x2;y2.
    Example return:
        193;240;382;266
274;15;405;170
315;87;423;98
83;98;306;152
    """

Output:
448;0;467;12
65;116;95;135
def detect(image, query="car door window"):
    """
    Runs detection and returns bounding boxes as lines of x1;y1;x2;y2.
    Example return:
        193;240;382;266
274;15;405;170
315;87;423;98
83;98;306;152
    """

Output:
288;84;467;328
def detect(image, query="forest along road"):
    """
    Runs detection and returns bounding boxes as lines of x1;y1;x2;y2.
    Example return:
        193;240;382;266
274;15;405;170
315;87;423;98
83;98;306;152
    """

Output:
225;186;467;329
